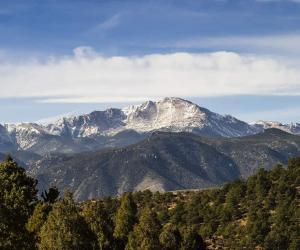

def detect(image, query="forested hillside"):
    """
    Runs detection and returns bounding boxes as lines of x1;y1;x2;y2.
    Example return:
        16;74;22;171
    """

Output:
0;156;299;249
32;129;300;200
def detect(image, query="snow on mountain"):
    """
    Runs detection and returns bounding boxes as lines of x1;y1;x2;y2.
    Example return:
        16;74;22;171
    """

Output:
123;98;208;132
4;123;48;150
123;97;258;137
44;97;258;138
0;97;298;153
46;109;126;137
253;120;300;135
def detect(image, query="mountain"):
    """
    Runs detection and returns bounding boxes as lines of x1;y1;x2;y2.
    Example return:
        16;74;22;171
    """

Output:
46;108;126;138
47;97;259;138
30;129;300;200
122;97;258;136
0;97;260;155
253;120;300;135
0;124;15;152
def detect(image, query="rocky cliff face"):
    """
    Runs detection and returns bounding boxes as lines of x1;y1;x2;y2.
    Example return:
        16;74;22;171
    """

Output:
46;108;126;137
122;97;258;137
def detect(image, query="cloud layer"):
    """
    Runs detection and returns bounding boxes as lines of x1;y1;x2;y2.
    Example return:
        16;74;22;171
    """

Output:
172;33;300;55
1;48;300;103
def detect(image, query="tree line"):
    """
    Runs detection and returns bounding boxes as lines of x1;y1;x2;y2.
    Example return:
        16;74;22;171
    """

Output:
0;155;299;249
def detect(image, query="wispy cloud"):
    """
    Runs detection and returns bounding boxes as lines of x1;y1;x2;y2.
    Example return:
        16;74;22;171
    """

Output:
1;47;300;103
167;33;300;56
92;14;121;32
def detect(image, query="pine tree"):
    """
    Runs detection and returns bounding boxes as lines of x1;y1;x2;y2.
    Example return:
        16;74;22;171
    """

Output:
26;202;52;248
41;186;60;203
38;192;95;250
81;200;114;250
126;207;162;250
180;226;206;250
159;223;181;250
113;193;137;247
0;156;38;249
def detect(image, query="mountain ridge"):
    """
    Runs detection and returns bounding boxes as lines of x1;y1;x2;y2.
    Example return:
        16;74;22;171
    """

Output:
0;97;258;155
29;128;300;200
1;97;299;156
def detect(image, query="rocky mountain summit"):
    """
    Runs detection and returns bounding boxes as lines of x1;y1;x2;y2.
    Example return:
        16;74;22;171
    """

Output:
0;97;299;158
253;120;300;135
35;97;260;138
1;97;299;200
121;97;258;137
1;97;261;155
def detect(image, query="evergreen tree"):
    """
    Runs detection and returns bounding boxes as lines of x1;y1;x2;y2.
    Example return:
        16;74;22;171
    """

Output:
159;223;181;250
0;155;299;250
41;186;60;203
81;200;114;250
0;156;38;249
27;202;52;248
113;193;137;247
180;226;206;250
38;192;95;250
126;207;162;250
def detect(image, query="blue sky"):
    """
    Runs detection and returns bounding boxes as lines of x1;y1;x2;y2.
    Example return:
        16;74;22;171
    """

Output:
1;0;300;123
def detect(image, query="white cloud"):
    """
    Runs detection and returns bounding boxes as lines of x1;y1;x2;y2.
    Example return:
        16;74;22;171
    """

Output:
0;48;300;103
73;46;98;58
172;33;300;55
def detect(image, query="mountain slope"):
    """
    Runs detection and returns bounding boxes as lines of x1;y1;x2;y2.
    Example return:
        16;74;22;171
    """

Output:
253;120;300;135
202;128;300;177
0;97;260;155
1;98;299;157
31;133;239;200
30;129;300;200
122;97;257;137
46;108;126;137
0;124;15;152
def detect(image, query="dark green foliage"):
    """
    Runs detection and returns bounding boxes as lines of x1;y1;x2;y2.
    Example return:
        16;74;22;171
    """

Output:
180;226;206;250
126;207;162;250
4;154;13;162
0;156;299;249
81;200;115;250
0;156;38;249
113;192;137;247
159;223;181;250
38;192;95;250
26;202;52;248
41;186;60;203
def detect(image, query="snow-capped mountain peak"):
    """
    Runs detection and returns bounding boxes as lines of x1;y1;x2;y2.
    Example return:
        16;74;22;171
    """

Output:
4;123;48;150
253;120;300;135
0;97;298;152
123;97;210;132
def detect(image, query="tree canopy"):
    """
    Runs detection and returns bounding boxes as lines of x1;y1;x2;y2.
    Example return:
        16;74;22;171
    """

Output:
0;156;299;249
0;156;37;249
